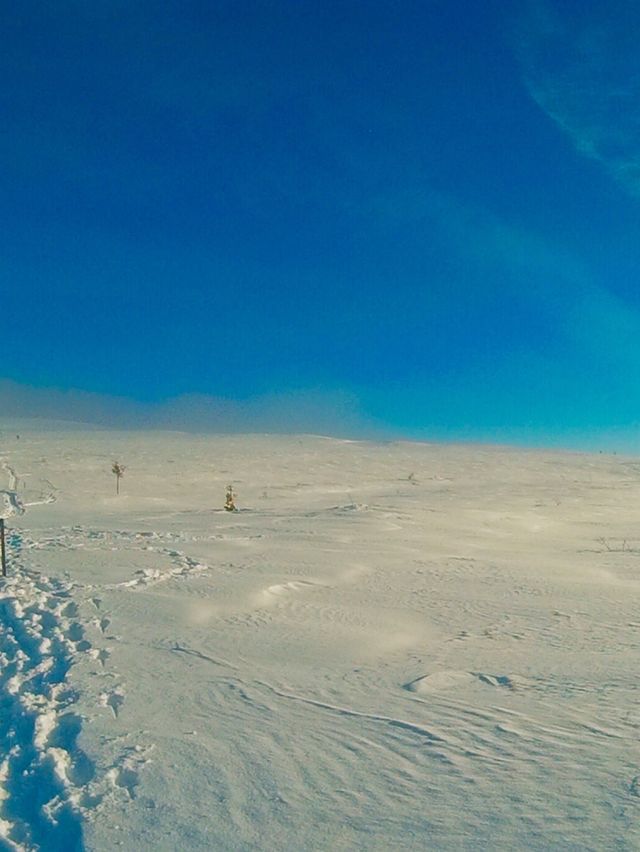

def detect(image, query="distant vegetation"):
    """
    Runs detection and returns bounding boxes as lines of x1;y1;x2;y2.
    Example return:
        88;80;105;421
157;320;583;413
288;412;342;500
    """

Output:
112;461;126;495
224;484;237;512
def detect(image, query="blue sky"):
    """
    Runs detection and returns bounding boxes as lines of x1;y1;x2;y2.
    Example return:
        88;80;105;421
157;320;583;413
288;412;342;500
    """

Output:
3;0;640;446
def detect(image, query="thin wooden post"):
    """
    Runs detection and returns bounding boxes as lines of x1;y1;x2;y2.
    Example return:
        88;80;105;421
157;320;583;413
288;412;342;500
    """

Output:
1;518;6;577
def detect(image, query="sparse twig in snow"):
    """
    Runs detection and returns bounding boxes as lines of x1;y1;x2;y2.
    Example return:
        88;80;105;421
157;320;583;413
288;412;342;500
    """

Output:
112;462;126;496
596;537;632;553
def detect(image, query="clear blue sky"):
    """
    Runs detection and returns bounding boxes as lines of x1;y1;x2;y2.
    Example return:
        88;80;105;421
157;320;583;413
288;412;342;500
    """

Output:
3;1;640;445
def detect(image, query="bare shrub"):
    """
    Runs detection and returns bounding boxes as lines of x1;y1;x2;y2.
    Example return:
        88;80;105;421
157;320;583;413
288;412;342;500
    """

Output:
224;484;237;512
112;462;126;495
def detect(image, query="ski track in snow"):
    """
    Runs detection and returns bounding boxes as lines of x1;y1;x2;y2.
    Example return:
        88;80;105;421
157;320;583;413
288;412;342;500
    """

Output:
16;526;212;591
106;546;210;590
0;508;152;851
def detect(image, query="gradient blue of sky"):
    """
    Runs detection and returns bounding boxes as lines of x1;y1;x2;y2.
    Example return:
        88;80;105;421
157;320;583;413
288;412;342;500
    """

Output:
3;0;640;445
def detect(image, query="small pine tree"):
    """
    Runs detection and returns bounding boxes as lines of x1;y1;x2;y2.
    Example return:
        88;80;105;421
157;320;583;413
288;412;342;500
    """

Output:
112;461;126;495
224;484;237;512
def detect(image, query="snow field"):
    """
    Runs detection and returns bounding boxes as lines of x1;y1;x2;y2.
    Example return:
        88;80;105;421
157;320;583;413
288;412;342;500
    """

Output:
1;429;640;850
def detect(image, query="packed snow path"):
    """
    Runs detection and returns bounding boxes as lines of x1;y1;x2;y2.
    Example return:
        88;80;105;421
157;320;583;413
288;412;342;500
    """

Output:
0;570;91;850
0;456;150;852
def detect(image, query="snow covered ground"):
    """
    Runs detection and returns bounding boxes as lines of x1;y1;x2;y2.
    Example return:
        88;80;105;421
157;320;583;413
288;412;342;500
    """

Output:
1;423;639;851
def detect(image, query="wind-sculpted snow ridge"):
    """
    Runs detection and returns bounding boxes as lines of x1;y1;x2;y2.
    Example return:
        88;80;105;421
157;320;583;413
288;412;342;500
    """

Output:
0;491;25;520
1;461;20;492
1;457;57;516
0;489;55;521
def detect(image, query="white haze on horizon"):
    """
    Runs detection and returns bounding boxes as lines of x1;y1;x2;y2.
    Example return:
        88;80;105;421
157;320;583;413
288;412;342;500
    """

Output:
1;378;640;455
0;378;383;439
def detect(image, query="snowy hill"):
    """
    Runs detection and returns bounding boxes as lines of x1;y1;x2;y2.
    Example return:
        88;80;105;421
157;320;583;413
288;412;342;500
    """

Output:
1;428;639;850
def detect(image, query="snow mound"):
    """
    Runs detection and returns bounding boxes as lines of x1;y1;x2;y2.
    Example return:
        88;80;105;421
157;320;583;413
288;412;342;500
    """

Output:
0;490;25;519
